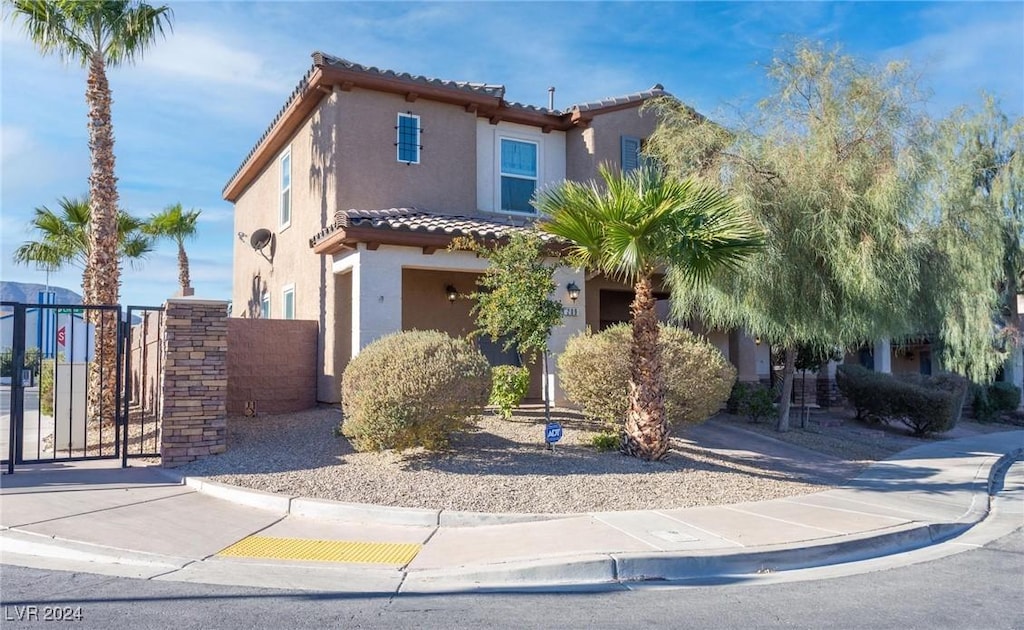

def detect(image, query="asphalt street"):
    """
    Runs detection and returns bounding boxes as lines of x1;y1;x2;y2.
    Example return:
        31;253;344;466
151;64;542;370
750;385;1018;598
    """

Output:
2;528;1021;630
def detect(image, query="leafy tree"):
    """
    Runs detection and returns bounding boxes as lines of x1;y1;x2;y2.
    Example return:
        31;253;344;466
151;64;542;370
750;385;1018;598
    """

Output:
10;0;172;425
647;42;928;432
13;195;153;293
915;96;1023;383
536;166;762;460
452;232;564;422
145;203;200;294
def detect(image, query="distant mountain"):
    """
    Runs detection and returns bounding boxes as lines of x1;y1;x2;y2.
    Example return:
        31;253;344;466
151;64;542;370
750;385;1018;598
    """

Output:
0;281;82;305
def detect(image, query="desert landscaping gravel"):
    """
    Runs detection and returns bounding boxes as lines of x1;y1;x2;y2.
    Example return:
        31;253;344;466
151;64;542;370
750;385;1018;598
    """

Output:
176;407;860;513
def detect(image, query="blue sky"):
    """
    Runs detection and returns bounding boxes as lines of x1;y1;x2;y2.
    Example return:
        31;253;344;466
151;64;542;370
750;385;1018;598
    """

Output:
2;1;1022;307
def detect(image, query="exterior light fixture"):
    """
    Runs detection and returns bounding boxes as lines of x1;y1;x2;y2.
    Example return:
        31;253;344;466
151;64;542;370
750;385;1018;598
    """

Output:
446;285;458;303
566;282;580;302
754;336;762;346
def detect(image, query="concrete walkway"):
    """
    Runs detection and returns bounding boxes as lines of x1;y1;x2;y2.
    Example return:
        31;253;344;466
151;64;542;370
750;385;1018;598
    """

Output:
1;430;1021;593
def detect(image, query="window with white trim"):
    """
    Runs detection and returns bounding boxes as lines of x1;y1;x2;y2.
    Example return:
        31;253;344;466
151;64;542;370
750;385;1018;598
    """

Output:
260;292;270;319
396;113;421;164
279;147;291;228
282;285;295;320
499;138;537;213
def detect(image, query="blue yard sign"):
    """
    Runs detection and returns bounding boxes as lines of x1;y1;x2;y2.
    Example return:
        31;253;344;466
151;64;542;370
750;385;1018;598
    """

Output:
545;422;563;444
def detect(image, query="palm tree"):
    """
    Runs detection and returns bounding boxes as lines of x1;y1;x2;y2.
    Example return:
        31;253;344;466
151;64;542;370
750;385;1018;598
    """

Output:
10;0;171;427
13;195;154;293
10;0;172;307
145;203;200;295
536;166;763;460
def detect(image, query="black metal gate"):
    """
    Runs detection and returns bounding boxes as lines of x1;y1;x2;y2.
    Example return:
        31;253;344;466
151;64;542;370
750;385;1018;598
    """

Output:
2;301;164;473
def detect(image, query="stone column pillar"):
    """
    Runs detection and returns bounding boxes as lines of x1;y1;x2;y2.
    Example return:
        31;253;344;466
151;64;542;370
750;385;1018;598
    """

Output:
873;338;892;374
160;298;229;468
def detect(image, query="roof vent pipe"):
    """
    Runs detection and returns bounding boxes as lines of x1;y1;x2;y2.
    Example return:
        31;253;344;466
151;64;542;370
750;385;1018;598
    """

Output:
548;86;555;111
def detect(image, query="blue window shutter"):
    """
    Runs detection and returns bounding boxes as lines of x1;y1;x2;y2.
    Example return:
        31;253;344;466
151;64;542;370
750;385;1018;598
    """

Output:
621;136;641;173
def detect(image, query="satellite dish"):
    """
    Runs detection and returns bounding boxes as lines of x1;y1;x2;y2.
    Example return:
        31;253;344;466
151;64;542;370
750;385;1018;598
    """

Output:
250;228;273;251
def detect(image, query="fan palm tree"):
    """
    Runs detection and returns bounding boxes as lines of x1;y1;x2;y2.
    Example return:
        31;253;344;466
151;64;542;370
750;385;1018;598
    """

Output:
536;165;763;460
9;0;172;307
10;0;172;427
145;203;200;294
13;195;153;293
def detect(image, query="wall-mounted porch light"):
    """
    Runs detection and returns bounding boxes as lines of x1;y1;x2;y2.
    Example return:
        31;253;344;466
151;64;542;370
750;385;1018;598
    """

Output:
446;285;458;303
754;336;762;346
566;282;580;303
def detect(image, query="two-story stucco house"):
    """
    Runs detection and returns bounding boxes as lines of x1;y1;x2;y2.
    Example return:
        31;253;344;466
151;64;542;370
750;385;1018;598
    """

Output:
224;52;772;404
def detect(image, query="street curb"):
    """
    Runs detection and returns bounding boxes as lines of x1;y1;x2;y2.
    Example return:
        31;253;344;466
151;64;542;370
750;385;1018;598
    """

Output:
0;528;190;569
401;521;970;591
155;468;569;527
149;435;1024;530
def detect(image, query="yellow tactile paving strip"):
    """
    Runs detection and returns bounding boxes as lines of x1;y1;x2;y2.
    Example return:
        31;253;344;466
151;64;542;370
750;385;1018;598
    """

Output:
217;536;421;565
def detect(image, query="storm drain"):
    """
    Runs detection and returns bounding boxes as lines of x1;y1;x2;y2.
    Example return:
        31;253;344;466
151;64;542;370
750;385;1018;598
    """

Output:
217;536;421;565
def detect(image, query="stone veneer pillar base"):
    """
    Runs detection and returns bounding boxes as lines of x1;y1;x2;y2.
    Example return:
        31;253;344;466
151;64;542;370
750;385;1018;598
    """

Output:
159;298;229;467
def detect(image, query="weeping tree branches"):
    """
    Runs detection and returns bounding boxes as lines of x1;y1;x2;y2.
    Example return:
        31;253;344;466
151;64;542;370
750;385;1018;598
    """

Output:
649;42;928;431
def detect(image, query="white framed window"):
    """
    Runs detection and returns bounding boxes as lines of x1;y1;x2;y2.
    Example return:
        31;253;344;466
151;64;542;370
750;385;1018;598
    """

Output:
260;292;270;319
282;284;295;320
279;147;292;229
396;113;420;164
499;137;538;214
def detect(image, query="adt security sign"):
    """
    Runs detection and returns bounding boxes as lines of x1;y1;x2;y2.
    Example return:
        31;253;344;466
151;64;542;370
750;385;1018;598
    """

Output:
545;422;563;444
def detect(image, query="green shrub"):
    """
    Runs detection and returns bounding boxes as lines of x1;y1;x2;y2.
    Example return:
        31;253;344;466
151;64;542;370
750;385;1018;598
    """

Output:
731;382;776;424
340;330;491;452
489;365;530;419
989;382;1021;412
589;431;620;452
836;364;967;436
971;385;998;423
558;324;736;428
40;359;56;416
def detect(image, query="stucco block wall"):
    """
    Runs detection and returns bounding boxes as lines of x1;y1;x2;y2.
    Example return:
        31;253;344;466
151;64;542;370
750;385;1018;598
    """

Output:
226;318;318;414
336;88;478;213
566;106;660;181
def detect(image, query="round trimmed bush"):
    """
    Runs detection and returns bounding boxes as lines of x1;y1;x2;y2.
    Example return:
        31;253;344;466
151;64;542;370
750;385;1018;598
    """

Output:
557;323;736;427
341;330;491;452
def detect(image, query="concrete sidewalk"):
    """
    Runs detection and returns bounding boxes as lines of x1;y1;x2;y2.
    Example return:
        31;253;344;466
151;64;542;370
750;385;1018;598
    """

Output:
1;430;1021;593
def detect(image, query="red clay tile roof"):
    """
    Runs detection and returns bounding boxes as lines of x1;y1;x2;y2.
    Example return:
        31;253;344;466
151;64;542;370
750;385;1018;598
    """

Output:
309;208;557;248
316;53;507;100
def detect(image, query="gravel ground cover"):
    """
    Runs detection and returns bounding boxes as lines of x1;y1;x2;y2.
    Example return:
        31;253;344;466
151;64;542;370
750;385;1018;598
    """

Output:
174;406;904;514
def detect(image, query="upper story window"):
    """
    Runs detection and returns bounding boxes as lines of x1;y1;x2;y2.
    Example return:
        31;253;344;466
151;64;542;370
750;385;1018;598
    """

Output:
621;136;642;173
279;147;292;228
282;285;295;320
397;113;421;164
500;138;538;213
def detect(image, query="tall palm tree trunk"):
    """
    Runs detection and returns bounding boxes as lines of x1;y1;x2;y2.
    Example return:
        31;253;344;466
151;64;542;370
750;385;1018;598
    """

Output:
86;52;122;430
177;240;191;292
622;275;668;461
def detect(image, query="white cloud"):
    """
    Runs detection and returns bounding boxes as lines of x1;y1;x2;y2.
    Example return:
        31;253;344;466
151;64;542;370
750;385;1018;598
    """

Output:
881;12;1024;115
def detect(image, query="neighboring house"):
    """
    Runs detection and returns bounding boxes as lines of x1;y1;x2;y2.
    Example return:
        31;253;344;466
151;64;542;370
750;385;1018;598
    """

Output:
223;52;770;404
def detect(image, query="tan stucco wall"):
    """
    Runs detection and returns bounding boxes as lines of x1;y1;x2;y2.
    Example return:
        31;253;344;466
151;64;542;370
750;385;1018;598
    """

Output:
401;268;480;337
566;105;660;181
335;88;478;213
232;92;343;402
